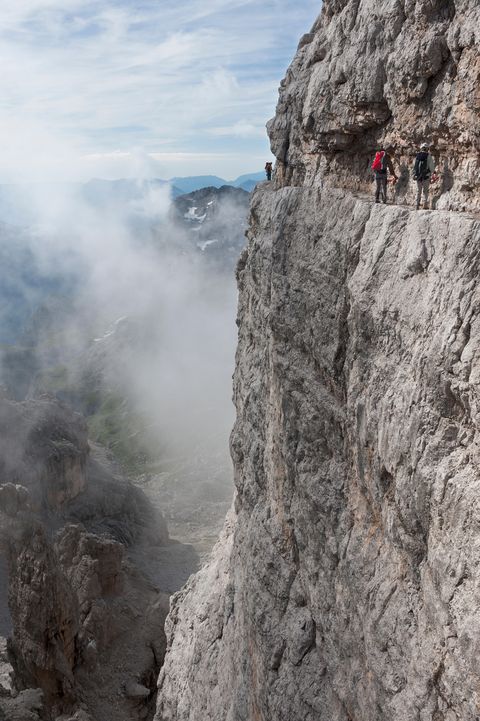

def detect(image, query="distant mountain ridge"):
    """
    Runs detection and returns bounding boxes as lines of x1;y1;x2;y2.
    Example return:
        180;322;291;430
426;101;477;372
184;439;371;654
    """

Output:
170;185;249;268
80;172;263;202
0;172;264;226
170;172;264;195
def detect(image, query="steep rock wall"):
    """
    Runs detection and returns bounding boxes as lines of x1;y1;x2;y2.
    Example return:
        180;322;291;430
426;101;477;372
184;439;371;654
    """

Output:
156;2;480;720
269;0;480;211
157;187;480;720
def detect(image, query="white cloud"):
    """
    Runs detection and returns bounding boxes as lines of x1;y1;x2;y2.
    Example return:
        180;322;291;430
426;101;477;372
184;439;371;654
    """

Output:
0;0;321;180
208;120;266;138
79;150;266;181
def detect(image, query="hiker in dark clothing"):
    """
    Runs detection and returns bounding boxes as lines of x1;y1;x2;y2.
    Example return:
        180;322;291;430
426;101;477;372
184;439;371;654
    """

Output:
413;142;435;209
265;161;273;181
372;146;397;203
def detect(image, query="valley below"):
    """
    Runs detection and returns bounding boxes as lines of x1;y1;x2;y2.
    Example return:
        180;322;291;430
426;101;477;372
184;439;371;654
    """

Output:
0;181;245;721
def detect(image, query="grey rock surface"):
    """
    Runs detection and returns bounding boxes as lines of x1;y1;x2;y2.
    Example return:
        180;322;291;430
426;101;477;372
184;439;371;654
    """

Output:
0;687;44;721
268;0;480;212
0;396;168;545
156;188;480;718
125;681;151;699
0;637;13;694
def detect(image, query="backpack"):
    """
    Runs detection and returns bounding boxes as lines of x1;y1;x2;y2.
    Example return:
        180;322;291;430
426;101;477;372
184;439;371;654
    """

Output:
414;152;430;180
372;151;385;172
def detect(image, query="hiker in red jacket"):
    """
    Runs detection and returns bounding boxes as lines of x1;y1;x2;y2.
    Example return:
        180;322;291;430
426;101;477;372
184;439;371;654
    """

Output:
371;146;397;204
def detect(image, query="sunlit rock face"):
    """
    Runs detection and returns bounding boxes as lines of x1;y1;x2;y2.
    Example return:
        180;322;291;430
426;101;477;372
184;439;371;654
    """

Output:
155;2;480;720
268;0;480;212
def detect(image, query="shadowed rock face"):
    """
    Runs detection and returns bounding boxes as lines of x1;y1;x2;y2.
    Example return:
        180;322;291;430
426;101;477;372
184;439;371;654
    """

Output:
0;396;169;546
0;485;78;714
0;397;88;510
268;0;480;211
155;4;480;720
0;395;171;721
0;483;169;721
7;519;80;708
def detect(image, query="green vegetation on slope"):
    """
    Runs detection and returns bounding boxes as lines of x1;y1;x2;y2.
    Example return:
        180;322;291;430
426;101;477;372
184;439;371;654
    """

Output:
37;364;152;475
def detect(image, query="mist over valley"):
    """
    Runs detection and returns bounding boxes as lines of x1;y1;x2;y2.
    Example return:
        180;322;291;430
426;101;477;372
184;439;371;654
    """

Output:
0;168;256;718
0;175;253;493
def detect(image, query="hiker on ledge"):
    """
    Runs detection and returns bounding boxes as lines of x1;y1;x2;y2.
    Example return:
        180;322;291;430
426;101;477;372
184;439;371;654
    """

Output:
265;161;273;181
413;142;435;210
371;146;397;204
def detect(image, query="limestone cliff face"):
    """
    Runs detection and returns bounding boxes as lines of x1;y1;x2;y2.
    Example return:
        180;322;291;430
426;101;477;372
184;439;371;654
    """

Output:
268;0;480;211
156;3;480;720
157;187;480;721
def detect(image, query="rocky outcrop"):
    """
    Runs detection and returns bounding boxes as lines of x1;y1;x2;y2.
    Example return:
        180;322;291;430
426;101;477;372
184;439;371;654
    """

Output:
0;396;170;721
268;0;480;211
7;520;80;709
0;396;168;544
0;484;169;721
155;3;480;718
0;484;75;718
0;397;88;509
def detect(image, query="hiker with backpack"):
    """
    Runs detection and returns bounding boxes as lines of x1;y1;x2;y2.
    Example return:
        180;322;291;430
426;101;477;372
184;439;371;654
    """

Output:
265;161;273;181
371;146;397;204
413;142;436;209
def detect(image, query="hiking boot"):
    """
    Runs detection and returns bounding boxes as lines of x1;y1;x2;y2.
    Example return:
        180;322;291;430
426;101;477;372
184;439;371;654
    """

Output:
423;203;429;210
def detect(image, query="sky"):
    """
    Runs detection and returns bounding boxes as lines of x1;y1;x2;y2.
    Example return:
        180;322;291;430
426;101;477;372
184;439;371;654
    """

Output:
0;0;320;182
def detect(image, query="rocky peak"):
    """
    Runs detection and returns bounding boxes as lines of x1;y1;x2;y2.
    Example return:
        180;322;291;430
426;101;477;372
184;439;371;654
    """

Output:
170;185;249;267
